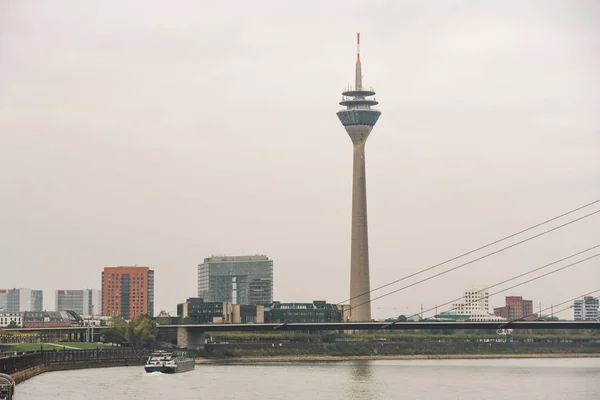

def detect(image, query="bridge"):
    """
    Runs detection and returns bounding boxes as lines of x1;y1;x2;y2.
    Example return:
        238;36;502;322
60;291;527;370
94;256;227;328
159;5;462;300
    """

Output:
5;320;598;349
164;321;600;348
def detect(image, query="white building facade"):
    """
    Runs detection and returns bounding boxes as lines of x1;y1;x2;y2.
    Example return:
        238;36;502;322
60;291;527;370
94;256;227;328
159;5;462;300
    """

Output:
574;297;599;321
0;312;23;327
451;286;505;322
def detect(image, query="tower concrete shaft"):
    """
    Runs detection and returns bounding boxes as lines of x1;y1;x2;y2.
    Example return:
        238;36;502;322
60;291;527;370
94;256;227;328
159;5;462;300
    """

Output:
336;33;381;322
349;140;371;322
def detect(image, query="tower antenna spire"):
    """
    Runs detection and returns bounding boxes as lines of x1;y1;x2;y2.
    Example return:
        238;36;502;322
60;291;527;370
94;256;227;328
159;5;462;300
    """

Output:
357;32;361;64
355;32;362;90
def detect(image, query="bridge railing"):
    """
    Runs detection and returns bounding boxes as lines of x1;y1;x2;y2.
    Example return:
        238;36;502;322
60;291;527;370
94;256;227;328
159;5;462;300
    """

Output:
0;353;43;375
41;348;149;364
0;348;150;375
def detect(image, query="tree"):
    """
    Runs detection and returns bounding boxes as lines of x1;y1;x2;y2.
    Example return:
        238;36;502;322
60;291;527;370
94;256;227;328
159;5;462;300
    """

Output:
101;316;127;345
127;316;157;347
7;320;19;328
156;310;172;325
101;328;119;345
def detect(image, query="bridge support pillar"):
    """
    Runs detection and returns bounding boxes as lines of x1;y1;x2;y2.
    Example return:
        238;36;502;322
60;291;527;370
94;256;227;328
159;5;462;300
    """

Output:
177;327;205;350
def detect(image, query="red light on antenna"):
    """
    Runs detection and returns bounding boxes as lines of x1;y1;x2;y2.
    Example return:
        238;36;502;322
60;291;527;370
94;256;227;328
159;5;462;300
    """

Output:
356;32;361;63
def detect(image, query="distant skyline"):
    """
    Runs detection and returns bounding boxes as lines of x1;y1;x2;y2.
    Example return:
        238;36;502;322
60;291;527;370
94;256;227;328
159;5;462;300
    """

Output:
1;1;599;319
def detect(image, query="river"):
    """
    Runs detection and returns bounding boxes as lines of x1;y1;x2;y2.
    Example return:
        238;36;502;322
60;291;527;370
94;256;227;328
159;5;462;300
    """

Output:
16;358;600;399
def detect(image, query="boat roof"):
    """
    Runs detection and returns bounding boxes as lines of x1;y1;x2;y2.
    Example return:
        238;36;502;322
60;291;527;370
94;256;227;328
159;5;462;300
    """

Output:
150;350;174;355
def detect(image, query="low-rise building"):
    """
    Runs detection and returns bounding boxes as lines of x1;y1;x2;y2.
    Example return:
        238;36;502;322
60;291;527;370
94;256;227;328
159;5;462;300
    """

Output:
0;312;23;328
450;286;505;322
433;311;469;322
177;297;265;324
177;298;342;324
265;301;342;323
23;310;83;328
234;304;264;324
493;296;537;321
177;297;233;324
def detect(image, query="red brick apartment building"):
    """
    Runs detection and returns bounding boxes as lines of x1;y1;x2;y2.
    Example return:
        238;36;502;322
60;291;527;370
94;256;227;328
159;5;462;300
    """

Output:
494;296;537;321
102;266;154;319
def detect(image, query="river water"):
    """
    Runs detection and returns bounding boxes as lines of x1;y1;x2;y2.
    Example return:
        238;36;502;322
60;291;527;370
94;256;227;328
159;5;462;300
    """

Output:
16;358;600;399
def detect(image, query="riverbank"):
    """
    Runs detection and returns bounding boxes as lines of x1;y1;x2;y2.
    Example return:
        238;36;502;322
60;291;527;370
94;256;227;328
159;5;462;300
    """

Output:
202;339;600;359
195;353;600;364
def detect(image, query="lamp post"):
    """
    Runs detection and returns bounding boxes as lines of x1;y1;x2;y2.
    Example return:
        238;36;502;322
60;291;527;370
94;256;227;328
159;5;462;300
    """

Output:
90;304;94;343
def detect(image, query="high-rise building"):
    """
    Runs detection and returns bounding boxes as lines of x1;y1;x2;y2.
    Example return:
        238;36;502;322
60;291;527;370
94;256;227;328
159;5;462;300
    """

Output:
197;255;273;306
451;286;505;322
55;289;101;316
101;266;154;319
493;296;536;321
0;289;43;312
336;33;381;322
574;296;599;321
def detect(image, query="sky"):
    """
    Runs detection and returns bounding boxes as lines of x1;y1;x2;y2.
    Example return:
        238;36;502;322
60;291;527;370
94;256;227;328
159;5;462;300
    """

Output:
0;0;599;319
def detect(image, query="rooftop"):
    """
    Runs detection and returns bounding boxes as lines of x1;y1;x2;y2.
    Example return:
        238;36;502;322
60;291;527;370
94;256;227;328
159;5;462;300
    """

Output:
203;255;270;263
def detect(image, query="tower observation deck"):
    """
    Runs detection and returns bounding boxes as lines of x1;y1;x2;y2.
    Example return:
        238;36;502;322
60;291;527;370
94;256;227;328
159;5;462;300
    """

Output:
336;33;381;322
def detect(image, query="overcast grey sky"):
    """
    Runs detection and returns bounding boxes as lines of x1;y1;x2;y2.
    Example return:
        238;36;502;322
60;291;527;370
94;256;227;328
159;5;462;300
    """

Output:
0;0;599;319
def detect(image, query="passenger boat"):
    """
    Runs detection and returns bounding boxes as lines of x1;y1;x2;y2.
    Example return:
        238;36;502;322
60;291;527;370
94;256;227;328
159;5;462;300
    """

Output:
0;373;15;400
144;350;195;374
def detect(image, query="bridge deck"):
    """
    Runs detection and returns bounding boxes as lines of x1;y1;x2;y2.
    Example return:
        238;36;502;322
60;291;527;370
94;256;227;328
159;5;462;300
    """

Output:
163;321;600;331
4;321;599;334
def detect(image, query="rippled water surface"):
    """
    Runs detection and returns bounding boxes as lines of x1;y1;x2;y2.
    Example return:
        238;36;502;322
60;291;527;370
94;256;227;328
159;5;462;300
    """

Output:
17;358;600;399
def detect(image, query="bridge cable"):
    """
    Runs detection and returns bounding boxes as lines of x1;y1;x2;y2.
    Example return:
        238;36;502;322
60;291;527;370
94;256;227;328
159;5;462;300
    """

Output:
348;209;600;310
396;245;600;321
426;253;600;321
338;198;600;306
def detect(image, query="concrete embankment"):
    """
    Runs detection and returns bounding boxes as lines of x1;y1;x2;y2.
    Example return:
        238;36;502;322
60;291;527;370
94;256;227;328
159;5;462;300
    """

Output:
195;353;600;364
1;348;149;384
10;364;46;384
197;340;600;363
10;359;147;384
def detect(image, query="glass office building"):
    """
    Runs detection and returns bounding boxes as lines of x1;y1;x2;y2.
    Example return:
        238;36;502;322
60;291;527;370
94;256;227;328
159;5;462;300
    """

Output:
197;255;273;306
55;289;101;316
0;289;43;312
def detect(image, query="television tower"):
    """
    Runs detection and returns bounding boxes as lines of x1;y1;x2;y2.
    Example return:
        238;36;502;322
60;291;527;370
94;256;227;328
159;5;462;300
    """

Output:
336;33;381;322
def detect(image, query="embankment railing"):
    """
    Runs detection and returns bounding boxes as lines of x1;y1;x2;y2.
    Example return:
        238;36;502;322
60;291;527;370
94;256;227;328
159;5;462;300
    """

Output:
0;348;149;375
